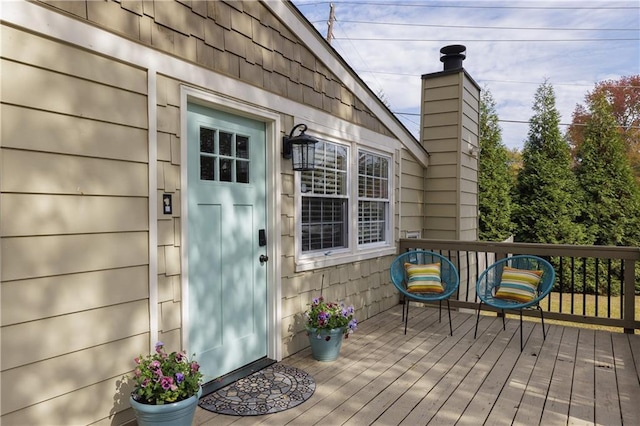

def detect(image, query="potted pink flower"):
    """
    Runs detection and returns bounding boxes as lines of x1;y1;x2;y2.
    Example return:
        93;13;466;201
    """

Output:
129;342;203;426
304;296;358;361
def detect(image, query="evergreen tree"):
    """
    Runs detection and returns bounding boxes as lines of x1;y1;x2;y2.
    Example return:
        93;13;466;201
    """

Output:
575;93;640;247
478;89;513;241
513;82;584;244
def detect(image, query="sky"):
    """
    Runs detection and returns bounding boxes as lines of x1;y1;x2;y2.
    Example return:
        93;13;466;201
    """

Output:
290;0;640;150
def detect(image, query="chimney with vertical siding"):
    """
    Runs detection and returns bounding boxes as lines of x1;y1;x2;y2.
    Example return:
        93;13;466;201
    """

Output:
420;45;480;242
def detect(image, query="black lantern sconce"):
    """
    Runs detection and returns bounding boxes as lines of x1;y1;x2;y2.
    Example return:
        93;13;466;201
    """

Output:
282;123;318;171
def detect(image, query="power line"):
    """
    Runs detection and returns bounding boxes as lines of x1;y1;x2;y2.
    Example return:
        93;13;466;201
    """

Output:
334;19;638;32
479;80;640;89
331;13;391;106
294;1;640;10
392;113;640;129
356;72;640;89
333;37;639;42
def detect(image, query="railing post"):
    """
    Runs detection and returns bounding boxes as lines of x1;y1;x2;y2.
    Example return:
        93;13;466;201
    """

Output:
623;259;636;334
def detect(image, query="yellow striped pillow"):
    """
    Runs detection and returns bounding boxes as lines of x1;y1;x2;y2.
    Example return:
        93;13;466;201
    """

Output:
405;262;443;294
495;266;543;303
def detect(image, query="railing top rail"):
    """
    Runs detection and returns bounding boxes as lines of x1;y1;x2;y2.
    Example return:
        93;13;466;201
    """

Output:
399;238;640;260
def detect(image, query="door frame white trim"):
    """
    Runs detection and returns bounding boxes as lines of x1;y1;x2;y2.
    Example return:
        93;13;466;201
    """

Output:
180;86;282;363
147;69;159;349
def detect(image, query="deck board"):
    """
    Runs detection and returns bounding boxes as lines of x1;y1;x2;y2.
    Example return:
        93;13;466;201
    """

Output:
329;312;455;424
611;333;640;426
625;330;640;384
375;314;489;425
484;322;549;426
396;317;488;425
456;317;531;425
594;331;622;425
344;315;479;425
569;329;596;424
421;317;519;425
194;305;640;426
512;324;563;425
542;326;581;425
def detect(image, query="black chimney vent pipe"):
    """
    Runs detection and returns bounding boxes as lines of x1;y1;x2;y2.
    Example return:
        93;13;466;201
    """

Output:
440;45;466;70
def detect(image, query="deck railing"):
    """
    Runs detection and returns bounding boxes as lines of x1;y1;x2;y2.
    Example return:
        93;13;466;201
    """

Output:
398;239;640;333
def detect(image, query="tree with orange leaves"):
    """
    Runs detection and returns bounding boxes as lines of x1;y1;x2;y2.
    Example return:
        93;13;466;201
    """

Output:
568;75;640;183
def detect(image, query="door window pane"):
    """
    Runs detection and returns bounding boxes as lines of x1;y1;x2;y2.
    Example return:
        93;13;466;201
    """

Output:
200;128;216;154
237;160;249;183
220;158;232;182
199;127;251;184
200;156;215;181
237;135;249;159
219;132;233;156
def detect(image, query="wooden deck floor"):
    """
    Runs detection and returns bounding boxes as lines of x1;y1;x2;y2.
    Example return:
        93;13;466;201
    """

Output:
194;304;640;425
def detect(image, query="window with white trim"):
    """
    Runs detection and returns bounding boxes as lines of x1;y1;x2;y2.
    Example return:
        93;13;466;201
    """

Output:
300;141;348;252
358;150;390;245
299;139;392;261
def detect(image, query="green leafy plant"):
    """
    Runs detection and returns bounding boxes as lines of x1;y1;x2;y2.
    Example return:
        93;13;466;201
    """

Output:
130;342;203;405
304;295;358;339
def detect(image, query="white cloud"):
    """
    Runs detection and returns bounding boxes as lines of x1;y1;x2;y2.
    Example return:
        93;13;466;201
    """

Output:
292;0;640;150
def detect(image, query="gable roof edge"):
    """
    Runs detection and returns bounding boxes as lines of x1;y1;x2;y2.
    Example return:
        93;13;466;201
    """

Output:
264;0;429;167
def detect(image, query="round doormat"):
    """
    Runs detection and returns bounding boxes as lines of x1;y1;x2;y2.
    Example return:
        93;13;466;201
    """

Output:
198;364;316;416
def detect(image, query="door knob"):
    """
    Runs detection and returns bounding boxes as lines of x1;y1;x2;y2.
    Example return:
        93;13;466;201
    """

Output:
259;254;269;264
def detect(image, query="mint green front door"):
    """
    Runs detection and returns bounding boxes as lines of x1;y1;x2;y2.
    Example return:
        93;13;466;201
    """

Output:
186;103;267;383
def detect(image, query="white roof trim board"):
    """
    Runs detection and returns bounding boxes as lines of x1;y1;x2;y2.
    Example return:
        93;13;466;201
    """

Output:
264;0;429;166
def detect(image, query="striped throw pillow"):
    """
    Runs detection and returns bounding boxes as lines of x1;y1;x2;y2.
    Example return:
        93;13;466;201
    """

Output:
495;266;544;303
405;262;443;294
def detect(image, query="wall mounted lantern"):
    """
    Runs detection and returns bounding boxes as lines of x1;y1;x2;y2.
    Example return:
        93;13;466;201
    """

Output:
282;123;318;171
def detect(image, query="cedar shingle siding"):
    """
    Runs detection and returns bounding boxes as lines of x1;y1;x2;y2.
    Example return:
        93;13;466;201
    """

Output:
42;0;393;136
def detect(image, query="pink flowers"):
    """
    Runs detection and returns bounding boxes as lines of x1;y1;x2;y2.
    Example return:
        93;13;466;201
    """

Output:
130;342;203;405
317;311;330;327
305;295;357;338
160;376;176;391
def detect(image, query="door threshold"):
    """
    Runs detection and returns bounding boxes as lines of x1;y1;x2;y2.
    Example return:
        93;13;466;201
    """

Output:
201;357;276;396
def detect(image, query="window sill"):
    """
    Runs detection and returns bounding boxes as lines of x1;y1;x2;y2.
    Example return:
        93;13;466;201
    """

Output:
294;246;397;272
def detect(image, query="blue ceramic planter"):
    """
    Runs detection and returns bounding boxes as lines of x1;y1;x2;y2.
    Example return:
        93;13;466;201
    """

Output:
129;388;202;426
307;327;345;361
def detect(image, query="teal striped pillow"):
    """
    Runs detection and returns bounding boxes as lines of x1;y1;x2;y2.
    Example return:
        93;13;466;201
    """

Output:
405;262;443;294
495;266;543;303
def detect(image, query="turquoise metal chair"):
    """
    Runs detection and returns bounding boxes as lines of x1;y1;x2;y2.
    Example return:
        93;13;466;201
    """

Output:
390;250;460;335
474;255;556;351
